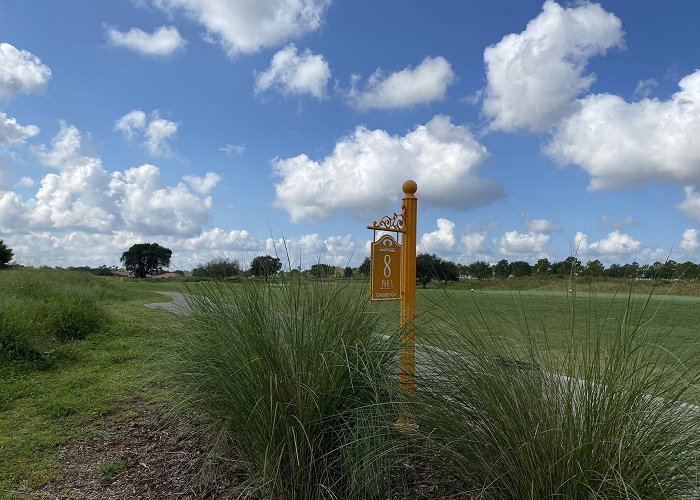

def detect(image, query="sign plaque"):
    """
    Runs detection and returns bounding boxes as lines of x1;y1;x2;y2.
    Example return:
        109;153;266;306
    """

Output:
370;234;401;301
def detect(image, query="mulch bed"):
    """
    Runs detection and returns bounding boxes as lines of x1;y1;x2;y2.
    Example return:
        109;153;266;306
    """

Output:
30;403;475;499
32;404;249;499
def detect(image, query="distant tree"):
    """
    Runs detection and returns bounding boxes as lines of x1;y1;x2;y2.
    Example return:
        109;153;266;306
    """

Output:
440;259;460;282
534;258;550;275
554;257;582;277
250;255;282;281
309;263;334;278
623;261;641;279
92;265;114;277
456;263;469;278
120;243;172;278
658;260;679;280
468;261;492;280
605;263;624;279
678;261;699;280
645;261;663;279
358;257;371;275
0;240;13;268
344;266;353;278
493;259;512;278
510;260;532;277
583;259;605;277
416;253;443;289
192;258;241;279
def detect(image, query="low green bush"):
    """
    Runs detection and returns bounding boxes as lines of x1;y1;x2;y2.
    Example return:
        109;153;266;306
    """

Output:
0;269;112;361
414;289;700;499
170;277;402;499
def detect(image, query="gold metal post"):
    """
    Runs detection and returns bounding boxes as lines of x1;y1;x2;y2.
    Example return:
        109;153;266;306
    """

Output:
396;179;418;432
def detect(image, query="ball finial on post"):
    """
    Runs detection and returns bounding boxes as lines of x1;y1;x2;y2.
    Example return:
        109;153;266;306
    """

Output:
402;179;417;197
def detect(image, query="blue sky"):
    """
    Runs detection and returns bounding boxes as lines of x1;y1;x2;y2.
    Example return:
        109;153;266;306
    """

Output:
1;0;699;270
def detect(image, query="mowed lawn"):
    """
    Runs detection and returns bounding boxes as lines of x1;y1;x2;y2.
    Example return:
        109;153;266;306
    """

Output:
363;284;700;399
0;280;176;496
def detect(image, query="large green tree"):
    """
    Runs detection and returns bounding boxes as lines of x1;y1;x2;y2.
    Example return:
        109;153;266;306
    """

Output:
120;243;172;278
0;239;13;268
250;255;282;280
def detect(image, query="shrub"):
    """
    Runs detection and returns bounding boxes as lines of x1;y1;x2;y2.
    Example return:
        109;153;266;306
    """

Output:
191;257;240;279
170;278;402;499
414;289;700;498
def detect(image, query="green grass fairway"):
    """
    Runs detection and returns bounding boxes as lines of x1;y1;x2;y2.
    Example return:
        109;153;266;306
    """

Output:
416;287;700;350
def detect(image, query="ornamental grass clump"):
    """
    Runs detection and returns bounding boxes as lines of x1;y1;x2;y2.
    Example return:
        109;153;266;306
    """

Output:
415;288;700;499
170;277;402;499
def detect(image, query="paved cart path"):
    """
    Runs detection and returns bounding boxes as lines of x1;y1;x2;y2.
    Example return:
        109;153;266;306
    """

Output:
144;291;192;315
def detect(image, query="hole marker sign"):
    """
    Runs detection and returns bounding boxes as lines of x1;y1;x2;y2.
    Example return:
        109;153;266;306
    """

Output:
371;234;401;301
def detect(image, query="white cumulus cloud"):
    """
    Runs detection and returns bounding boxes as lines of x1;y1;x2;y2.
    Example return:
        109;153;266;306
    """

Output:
420;218;456;254
255;44;330;100
16;176;34;188
498;230;549;256
150;0;330;57
680;228;699;253
526;218;560;234
273;115;501;222
576;230;641;256
110;164;211;236
183;172;221;194
349;56;455;111
0;42;52;100
114;110;147;140
115;110;178;157
106;25;186;56
547;70;700;190
678;186;700;222
461;231;486;256
0;111;39;147
482;0;623;132
145;115;178;156
1;124;212;237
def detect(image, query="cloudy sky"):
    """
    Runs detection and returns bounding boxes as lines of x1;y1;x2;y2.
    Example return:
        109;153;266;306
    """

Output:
1;0;699;269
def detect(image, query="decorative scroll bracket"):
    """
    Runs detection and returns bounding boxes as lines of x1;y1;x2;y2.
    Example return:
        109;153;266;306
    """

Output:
366;206;406;233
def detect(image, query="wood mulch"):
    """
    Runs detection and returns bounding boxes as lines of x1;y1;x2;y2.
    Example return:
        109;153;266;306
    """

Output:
29;403;476;499
31;404;249;499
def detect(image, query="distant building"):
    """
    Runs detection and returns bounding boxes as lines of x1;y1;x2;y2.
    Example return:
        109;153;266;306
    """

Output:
151;272;179;279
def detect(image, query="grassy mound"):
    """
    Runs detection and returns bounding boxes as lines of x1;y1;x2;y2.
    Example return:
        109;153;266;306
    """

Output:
0;269;113;361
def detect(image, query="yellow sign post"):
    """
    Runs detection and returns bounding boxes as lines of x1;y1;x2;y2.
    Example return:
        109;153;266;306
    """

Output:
367;179;418;431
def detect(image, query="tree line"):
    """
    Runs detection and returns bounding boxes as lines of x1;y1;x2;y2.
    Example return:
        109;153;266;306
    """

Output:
3;239;696;284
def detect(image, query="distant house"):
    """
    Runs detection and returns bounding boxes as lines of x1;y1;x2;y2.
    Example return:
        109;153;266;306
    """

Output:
152;272;179;279
113;271;134;278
